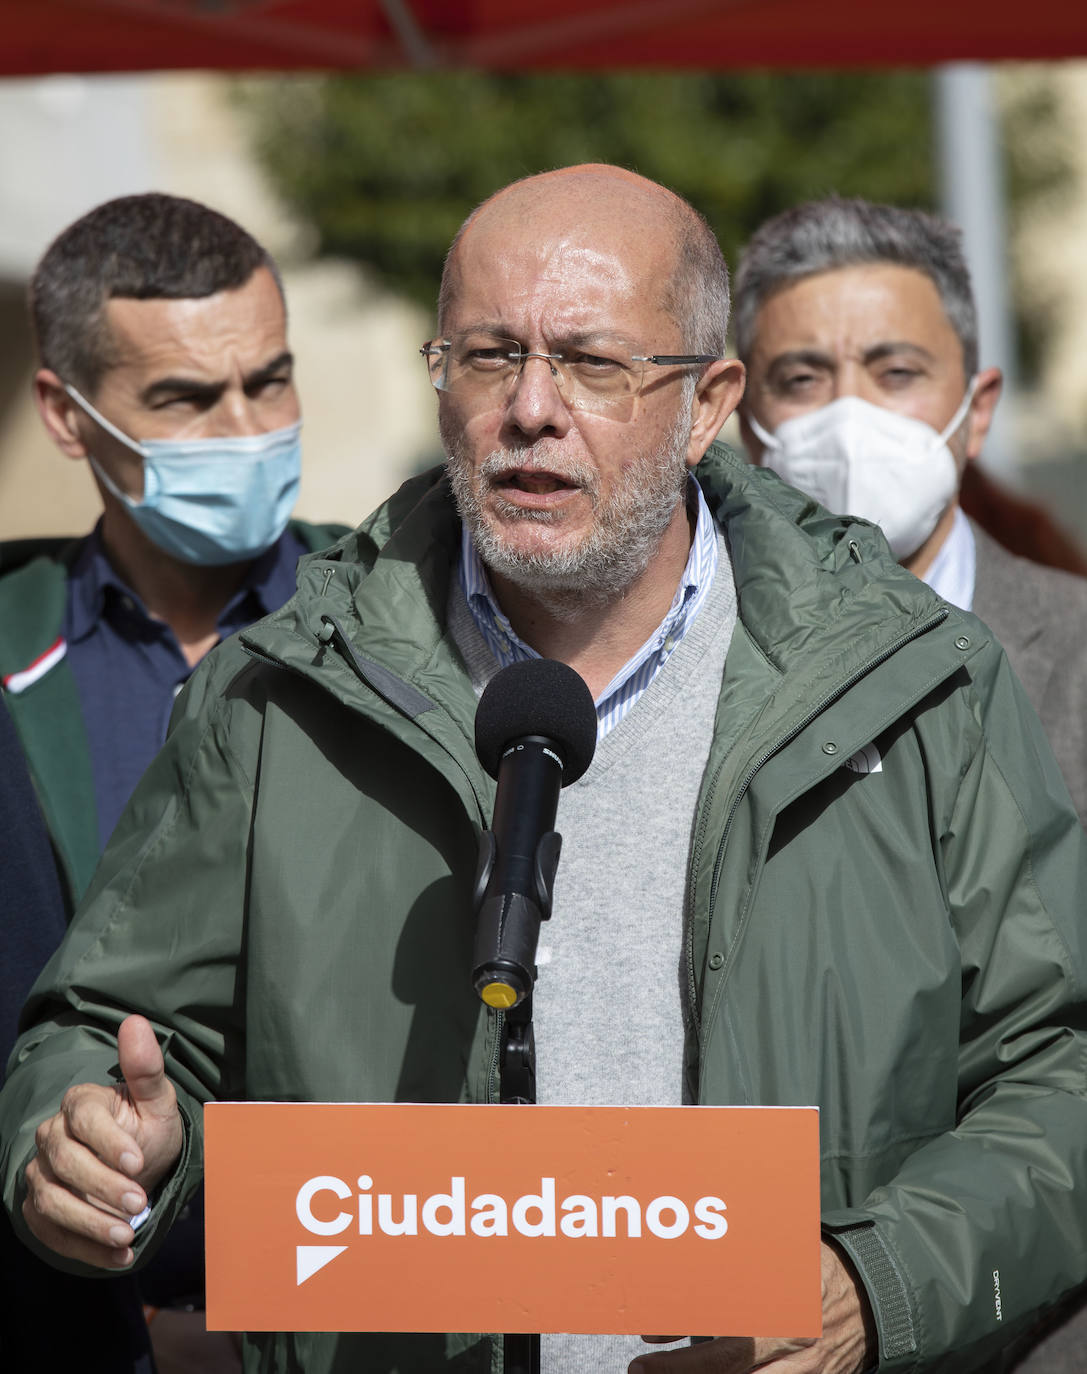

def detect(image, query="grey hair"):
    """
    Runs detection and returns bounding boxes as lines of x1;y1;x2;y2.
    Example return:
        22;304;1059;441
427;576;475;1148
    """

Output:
437;170;731;356
661;200;731;357
732;196;978;376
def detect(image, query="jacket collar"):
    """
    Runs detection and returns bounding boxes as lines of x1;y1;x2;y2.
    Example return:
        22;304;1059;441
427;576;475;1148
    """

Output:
0;546;71;677
242;445;958;753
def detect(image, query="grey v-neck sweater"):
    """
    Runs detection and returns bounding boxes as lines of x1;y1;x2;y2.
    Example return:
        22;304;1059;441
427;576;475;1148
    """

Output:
450;532;738;1370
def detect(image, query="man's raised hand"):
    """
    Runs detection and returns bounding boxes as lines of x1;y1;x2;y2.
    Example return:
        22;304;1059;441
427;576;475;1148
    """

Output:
22;1013;184;1269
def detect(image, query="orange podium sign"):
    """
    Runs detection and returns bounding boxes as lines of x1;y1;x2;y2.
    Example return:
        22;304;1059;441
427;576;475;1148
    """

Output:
205;1102;820;1336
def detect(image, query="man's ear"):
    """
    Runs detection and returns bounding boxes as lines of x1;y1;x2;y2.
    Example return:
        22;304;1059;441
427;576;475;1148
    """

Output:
964;366;1003;463
34;369;91;460
686;359;746;468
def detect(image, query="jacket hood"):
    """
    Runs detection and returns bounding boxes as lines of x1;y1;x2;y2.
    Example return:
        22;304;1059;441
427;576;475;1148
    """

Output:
695;443;947;674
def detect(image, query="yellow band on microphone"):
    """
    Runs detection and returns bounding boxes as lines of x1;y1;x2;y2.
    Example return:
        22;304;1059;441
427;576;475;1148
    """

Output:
480;981;518;1010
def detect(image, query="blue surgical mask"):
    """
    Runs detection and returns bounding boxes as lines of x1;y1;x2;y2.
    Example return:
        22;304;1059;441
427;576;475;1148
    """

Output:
65;384;302;566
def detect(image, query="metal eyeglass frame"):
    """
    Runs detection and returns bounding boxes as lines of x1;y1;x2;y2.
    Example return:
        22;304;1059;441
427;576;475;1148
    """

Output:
419;338;721;399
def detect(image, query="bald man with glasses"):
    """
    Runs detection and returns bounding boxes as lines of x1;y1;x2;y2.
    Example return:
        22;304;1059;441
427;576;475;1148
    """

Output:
4;166;1087;1374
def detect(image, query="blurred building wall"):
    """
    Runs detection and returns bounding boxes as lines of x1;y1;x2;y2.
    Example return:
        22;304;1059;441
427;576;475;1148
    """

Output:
1007;64;1087;439
0;73;440;543
997;63;1087;540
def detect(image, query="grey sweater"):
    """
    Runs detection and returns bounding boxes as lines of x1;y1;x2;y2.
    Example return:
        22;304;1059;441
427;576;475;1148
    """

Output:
450;532;738;1369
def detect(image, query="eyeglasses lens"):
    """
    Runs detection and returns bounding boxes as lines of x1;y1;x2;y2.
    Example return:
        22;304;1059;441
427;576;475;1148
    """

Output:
423;336;643;416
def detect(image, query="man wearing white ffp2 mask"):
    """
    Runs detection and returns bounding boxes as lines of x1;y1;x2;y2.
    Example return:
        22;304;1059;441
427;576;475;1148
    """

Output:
734;208;1002;584
734;194;1087;1374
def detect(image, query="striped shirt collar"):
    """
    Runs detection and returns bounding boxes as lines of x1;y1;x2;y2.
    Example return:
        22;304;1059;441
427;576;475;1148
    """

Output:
459;478;719;737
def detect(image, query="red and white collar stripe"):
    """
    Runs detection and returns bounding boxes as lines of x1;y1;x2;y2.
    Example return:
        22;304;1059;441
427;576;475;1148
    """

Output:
2;637;67;694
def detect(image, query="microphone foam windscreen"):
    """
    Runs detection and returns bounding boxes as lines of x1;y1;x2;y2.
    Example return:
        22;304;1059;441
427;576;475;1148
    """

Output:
474;659;597;784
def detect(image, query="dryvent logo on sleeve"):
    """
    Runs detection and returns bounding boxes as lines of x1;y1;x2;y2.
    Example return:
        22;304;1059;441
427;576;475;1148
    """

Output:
205;1102;821;1338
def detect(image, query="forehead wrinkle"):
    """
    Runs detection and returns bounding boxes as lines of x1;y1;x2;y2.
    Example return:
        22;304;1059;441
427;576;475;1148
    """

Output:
760;266;957;347
465;234;637;291
138;346;294;404
455;321;639;350
448;238;672;353
103;292;288;392
767;340;938;372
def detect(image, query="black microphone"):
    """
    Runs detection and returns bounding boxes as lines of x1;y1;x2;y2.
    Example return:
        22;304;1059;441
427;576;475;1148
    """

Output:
471;659;597;1010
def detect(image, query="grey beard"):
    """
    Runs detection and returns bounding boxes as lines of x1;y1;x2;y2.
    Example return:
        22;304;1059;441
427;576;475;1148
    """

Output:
443;407;693;614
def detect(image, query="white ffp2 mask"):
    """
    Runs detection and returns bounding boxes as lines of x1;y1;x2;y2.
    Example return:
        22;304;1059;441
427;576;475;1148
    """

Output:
748;384;976;560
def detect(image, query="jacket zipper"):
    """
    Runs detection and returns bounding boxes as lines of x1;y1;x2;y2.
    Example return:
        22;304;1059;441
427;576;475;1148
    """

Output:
486;1010;504;1105
684;606;951;1039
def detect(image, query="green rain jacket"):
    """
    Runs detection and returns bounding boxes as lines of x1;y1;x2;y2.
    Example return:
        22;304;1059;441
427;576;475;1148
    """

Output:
0;520;347;910
3;446;1086;1374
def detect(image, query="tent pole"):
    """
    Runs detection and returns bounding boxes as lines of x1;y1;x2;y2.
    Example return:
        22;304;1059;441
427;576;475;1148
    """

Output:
934;63;1018;479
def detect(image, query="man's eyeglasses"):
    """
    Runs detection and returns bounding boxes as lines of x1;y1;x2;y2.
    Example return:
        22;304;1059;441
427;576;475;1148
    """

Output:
420;334;721;417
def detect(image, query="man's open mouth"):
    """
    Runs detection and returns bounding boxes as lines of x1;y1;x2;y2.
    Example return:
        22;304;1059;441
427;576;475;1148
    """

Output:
498;470;578;495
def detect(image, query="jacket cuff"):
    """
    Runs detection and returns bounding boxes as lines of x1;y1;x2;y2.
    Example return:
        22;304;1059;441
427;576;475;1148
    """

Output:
128;1092;202;1264
824;1216;919;1369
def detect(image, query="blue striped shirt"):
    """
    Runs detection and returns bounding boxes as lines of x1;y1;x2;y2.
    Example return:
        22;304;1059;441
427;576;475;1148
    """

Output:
458;480;719;738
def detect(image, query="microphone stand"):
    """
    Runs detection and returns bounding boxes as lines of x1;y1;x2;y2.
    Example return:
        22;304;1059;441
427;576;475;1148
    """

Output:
470;662;597;1374
501;994;540;1374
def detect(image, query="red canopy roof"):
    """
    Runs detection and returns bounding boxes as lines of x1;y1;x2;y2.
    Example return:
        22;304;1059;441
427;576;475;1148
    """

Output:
3;0;1085;76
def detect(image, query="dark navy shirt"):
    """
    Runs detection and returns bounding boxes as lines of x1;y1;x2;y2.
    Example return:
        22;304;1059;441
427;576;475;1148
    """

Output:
63;523;308;851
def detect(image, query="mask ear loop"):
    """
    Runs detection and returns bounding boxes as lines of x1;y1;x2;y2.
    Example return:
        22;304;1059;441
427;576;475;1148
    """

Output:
63;384;147;457
935;375;980;448
745;412;781;450
63;383;148;509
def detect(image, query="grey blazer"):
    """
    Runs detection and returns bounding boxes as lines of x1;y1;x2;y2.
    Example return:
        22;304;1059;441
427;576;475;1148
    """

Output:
971;520;1087;826
969;522;1087;1372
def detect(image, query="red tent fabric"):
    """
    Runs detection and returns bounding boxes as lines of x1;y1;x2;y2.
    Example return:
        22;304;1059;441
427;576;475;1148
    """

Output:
3;0;1086;76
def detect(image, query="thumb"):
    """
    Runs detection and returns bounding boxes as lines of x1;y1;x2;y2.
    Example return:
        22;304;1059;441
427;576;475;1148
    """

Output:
116;1015;183;1192
117;1014;169;1109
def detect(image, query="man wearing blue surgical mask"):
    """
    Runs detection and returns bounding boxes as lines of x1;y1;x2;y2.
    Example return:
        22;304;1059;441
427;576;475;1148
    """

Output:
735;195;1087;1373
1;192;345;906
735;196;1087;831
0;192;345;1374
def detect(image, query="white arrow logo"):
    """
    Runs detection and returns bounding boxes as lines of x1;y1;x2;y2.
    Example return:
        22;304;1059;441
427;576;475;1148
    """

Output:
296;1244;348;1285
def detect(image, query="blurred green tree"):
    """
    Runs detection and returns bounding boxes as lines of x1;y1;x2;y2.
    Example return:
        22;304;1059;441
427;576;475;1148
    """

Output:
239;70;936;317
